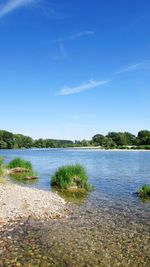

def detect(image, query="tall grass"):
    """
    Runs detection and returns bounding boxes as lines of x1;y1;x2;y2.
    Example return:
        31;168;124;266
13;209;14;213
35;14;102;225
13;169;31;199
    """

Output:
138;185;150;199
0;156;4;177
8;157;33;171
0;156;6;183
51;164;92;191
7;157;38;181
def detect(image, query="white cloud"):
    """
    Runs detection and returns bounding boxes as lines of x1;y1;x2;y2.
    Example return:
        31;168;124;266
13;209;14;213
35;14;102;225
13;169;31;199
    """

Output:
52;31;94;43
115;61;150;74
51;31;94;61
0;0;36;18
58;79;109;96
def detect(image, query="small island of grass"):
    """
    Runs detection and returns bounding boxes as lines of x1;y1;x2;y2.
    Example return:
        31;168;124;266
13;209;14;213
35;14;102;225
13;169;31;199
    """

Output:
51;164;92;192
138;185;150;200
7;157;37;180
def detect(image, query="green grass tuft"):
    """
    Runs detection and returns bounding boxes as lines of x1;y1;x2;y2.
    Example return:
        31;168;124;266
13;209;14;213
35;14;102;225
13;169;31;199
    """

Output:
0;156;6;183
8;157;33;171
51;164;92;191
138;185;150;199
7;157;38;181
0;156;4;177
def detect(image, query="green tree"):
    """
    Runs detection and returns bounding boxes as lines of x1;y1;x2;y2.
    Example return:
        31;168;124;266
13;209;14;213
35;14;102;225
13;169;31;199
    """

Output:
136;130;150;145
124;132;136;145
0;130;14;149
103;137;116;148
0;140;7;149
80;139;90;147
14;134;33;148
107;132;135;146
92;134;106;146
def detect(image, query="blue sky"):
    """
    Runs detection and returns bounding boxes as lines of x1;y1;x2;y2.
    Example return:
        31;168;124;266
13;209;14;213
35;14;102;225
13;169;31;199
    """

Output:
0;0;150;140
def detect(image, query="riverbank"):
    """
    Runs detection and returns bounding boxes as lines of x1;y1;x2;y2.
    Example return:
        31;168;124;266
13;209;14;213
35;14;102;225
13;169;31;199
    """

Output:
67;146;150;151
0;183;67;227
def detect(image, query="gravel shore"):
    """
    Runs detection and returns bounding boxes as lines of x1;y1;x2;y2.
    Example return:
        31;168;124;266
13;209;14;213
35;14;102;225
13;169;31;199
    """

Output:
0;184;67;226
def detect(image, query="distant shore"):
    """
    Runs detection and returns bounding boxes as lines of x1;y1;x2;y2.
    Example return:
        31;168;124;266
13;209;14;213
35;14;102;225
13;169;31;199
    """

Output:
67;146;150;151
0;183;67;227
1;147;150;152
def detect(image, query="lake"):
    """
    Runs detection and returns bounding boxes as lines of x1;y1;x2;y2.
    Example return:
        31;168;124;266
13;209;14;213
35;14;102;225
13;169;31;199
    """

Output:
1;149;150;266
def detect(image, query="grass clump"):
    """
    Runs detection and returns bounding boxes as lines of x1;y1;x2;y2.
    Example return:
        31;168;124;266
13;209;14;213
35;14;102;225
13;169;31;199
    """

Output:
7;157;37;181
138;185;150;200
51;164;92;191
8;157;33;171
0;157;5;180
0;157;7;184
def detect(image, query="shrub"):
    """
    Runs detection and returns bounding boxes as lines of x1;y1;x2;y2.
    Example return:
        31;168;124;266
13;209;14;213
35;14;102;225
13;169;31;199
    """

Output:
138;185;150;199
8;157;33;171
51;164;92;191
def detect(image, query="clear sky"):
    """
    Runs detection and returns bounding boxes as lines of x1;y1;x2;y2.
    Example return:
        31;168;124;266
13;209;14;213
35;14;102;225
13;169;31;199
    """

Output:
0;0;150;140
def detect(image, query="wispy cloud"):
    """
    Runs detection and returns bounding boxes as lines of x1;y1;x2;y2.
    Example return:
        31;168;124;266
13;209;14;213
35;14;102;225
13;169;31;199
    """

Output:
58;79;109;96
115;60;150;74
51;30;94;61
0;0;36;18
52;30;94;43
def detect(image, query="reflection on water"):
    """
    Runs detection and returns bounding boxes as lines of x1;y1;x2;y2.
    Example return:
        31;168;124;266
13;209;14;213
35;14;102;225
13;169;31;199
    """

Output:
56;189;89;204
9;173;39;186
0;149;150;266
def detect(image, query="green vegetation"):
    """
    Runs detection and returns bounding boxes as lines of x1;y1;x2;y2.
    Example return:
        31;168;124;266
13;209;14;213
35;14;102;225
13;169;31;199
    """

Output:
51;164;92;191
0;157;4;183
0;157;6;184
0;130;74;149
7;157;37;181
10;170;37;181
0;129;150;149
138;185;150;200
0;156;4;177
8;157;33;170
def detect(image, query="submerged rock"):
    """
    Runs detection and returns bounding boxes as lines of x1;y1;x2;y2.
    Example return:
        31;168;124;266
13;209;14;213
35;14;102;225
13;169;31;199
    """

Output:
6;167;30;174
25;176;38;180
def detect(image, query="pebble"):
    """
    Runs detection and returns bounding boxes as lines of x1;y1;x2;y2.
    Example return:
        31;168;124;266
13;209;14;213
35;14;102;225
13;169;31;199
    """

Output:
0;183;67;227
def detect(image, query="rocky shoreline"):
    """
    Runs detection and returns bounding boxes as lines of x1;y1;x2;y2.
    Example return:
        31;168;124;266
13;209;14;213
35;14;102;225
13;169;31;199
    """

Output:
0;183;67;227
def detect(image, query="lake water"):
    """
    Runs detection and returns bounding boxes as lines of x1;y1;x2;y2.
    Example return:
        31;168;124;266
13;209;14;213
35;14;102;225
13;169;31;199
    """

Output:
1;149;150;266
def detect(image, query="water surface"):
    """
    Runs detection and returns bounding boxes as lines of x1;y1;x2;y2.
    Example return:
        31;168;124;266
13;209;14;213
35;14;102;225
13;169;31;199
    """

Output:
0;149;150;266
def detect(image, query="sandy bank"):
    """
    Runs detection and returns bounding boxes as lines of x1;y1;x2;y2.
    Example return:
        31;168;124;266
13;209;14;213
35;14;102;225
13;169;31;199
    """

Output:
0;184;67;226
68;147;150;151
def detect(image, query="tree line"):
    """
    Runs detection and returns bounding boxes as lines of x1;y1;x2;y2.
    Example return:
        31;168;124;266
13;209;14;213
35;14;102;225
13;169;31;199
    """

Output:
0;129;150;149
0;130;74;149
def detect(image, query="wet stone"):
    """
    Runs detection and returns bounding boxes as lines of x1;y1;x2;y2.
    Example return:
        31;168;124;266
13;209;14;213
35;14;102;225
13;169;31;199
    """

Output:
0;184;150;267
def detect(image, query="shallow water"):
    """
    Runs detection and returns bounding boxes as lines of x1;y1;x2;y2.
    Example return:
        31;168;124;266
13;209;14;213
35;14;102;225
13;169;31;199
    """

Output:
0;149;150;266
